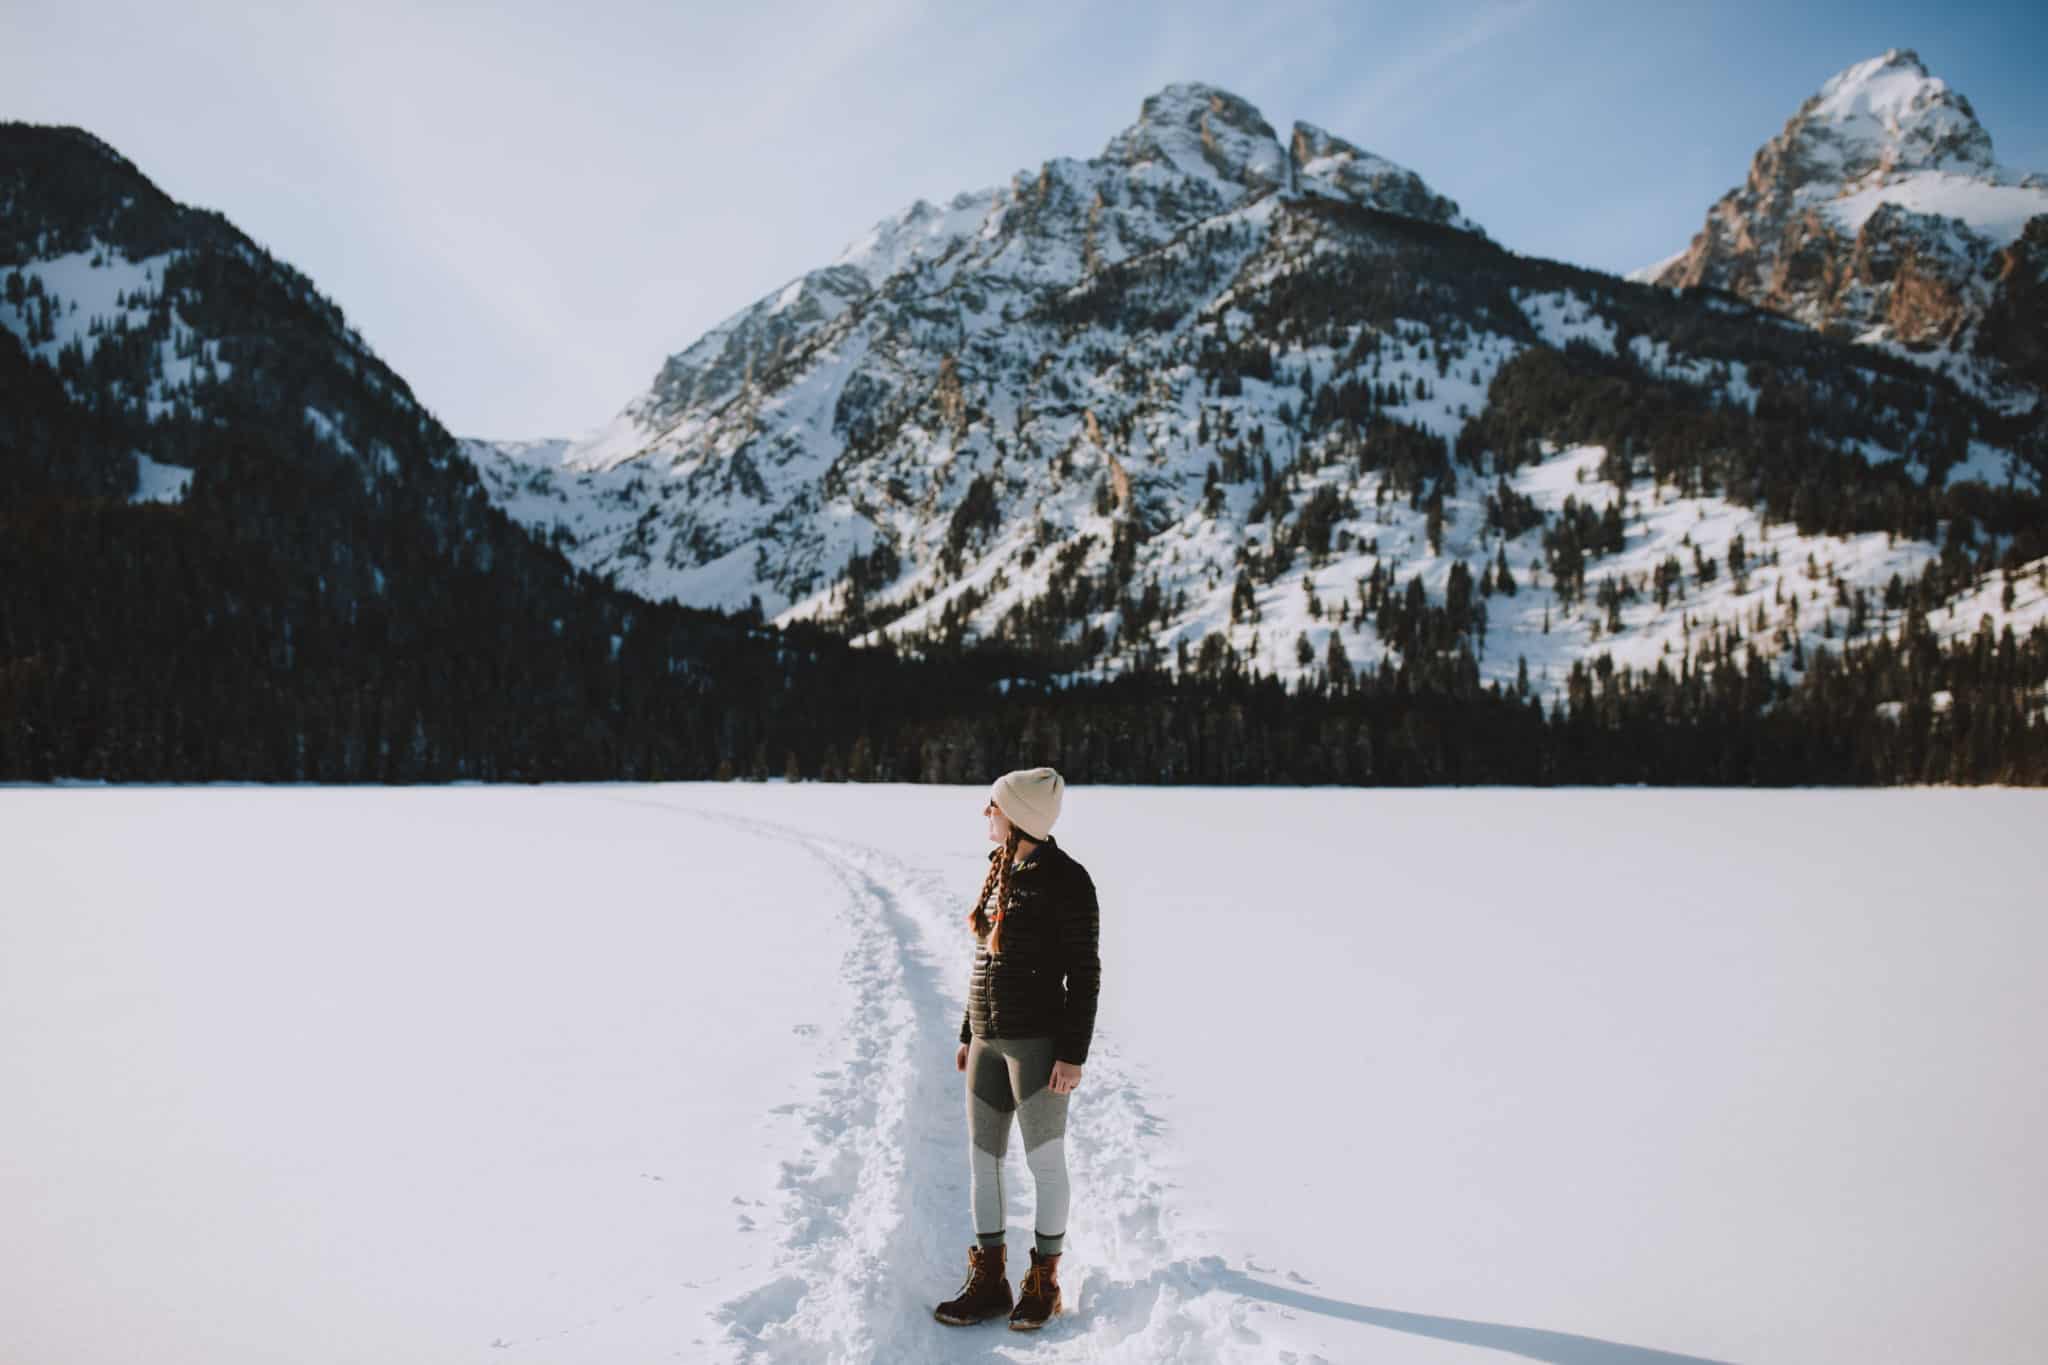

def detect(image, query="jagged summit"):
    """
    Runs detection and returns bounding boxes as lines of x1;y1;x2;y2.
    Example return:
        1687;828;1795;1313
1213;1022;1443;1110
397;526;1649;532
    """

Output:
1097;82;1289;194
812;81;1474;294
561;80;1476;472
1796;48;1997;187
1647;47;2038;272
762;82;1473;320
1092;82;1474;229
1640;50;2048;374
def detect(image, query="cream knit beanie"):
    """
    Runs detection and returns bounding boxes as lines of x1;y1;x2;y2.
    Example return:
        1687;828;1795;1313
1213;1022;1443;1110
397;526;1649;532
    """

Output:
990;766;1064;841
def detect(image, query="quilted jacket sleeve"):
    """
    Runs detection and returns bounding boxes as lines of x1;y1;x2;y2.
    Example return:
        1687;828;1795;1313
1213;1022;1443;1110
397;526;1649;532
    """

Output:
1054;864;1102;1066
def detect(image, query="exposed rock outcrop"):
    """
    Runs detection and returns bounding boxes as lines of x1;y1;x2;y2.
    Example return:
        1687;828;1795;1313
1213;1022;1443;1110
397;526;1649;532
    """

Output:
1642;49;2047;375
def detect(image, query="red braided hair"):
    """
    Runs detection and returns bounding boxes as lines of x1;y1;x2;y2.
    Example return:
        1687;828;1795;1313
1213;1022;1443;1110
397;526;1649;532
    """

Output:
968;828;1022;956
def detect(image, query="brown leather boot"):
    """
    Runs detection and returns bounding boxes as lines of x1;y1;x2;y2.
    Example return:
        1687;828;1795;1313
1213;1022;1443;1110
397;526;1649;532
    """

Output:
933;1243;1012;1325
1007;1247;1062;1330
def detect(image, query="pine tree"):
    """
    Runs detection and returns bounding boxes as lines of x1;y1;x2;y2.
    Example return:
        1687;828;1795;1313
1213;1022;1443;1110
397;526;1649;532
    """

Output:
1325;634;1355;692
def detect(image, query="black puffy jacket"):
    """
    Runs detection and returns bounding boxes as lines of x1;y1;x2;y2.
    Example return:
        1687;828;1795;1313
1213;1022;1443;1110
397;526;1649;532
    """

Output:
958;836;1102;1065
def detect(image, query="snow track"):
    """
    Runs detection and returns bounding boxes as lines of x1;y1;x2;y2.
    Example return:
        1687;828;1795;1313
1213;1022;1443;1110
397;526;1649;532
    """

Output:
655;805;1268;1364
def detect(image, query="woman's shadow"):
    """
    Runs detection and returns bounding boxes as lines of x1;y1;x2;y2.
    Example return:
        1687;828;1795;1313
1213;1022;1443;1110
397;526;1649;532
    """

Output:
1206;1261;1732;1364
948;1256;1732;1364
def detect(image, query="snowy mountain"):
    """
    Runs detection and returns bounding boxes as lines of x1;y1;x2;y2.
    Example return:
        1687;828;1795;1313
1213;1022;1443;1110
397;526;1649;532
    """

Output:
465;80;2047;709
1638;50;2048;390
7;103;2043;785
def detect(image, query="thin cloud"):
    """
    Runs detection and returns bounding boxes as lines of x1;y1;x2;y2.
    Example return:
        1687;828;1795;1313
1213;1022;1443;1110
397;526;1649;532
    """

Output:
1334;1;1546;136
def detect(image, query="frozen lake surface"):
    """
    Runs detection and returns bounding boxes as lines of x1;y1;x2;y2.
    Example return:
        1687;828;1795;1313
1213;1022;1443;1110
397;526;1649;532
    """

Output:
4;783;2043;1364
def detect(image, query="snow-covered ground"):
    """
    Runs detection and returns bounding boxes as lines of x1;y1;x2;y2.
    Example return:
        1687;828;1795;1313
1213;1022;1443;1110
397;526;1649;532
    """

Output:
0;242;237;421
5;783;2045;1364
130;451;195;504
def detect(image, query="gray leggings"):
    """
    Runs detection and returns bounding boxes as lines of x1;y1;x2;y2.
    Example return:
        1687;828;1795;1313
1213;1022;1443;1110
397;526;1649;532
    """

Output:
963;1034;1070;1256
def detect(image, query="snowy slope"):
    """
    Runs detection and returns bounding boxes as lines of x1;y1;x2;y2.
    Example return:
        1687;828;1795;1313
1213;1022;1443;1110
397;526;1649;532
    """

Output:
464;370;2043;707
6;782;2047;1364
0;243;231;442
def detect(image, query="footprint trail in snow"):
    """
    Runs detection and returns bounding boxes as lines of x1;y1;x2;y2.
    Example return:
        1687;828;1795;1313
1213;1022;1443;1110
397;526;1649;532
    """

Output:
659;807;1272;1363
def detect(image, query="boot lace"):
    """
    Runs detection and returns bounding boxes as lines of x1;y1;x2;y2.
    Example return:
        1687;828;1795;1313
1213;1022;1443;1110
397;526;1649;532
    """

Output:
958;1248;996;1296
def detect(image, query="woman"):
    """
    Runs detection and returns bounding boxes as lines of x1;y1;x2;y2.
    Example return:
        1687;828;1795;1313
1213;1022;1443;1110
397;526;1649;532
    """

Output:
933;765;1101;1332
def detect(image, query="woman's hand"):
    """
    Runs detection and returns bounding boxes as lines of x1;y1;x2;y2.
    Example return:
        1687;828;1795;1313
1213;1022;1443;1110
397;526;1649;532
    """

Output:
956;1044;970;1072
1049;1060;1083;1095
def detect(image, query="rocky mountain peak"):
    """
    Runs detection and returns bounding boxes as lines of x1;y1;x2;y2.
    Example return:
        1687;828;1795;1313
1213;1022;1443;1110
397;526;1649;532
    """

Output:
565;81;1489;472
1641;50;2047;376
1779;48;1996;196
1097;81;1289;195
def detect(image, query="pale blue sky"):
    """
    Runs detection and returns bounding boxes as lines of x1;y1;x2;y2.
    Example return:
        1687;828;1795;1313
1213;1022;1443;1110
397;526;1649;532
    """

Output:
12;1;2046;440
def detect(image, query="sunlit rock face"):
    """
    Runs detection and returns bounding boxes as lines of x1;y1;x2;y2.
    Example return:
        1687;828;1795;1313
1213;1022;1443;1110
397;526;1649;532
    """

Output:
1643;49;2048;368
